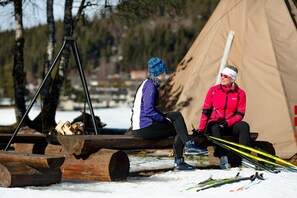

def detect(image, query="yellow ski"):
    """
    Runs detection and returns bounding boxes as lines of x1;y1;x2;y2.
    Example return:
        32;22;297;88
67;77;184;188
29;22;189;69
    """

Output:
208;135;297;169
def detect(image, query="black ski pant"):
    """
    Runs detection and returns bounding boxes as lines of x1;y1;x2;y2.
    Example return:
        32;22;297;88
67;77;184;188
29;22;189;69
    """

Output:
132;112;190;159
208;121;251;158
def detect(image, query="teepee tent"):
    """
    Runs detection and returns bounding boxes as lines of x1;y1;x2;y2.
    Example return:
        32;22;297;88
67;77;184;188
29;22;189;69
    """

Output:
161;0;297;158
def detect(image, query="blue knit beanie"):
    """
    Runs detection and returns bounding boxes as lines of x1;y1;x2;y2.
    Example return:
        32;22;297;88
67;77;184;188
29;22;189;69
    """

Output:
148;57;167;77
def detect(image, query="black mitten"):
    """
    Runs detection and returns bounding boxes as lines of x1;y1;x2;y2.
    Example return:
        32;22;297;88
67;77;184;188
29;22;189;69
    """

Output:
219;121;228;129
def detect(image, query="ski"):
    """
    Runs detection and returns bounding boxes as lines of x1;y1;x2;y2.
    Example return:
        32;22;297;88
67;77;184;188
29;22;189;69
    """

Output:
208;135;297;170
186;172;240;191
206;136;281;173
222;143;289;170
229;174;264;192
195;172;264;192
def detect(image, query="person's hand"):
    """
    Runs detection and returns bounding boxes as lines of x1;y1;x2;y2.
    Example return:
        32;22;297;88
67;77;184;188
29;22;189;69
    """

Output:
198;129;205;134
191;128;208;147
192;128;205;136
219;121;228;129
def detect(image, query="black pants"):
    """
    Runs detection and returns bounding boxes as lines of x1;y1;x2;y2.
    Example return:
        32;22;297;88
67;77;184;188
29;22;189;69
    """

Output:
132;112;190;159
208;121;251;157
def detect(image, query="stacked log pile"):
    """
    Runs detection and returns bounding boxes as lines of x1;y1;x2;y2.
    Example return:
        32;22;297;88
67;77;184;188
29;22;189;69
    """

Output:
12;135;132;182
0;151;64;187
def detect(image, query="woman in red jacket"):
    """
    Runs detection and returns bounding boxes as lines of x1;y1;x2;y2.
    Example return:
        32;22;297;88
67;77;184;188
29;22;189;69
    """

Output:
197;65;251;169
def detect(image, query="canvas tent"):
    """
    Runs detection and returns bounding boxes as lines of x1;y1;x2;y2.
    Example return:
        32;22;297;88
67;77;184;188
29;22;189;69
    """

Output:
160;0;297;158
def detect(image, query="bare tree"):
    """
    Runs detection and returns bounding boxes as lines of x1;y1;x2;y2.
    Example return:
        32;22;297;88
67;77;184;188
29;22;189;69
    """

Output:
0;0;103;133
32;0;96;133
31;0;57;132
13;0;29;124
45;0;56;70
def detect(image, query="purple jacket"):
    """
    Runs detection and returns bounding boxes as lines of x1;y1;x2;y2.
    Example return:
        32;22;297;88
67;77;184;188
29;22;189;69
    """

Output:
131;79;164;130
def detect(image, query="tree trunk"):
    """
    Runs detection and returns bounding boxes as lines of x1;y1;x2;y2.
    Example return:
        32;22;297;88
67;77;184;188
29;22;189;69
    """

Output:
45;0;56;70
34;0;91;133
13;0;28;124
31;0;57;132
31;0;90;133
42;0;74;132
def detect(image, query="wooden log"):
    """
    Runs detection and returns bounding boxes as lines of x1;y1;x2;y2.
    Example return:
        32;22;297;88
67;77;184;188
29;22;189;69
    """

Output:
0;151;65;169
0;162;61;187
13;143;66;156
57;135;173;155
57;133;259;156
0;133;46;144
44;144;66;156
61;149;129;181
14;143;48;155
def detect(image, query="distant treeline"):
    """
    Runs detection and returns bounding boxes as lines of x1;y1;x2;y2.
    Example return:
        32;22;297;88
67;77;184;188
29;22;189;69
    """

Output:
1;0;296;98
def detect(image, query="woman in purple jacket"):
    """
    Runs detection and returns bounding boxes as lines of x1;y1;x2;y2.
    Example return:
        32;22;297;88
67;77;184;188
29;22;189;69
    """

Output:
131;57;208;171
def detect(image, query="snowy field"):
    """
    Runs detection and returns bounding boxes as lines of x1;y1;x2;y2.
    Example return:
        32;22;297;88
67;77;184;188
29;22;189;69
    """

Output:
0;106;132;129
1;106;297;198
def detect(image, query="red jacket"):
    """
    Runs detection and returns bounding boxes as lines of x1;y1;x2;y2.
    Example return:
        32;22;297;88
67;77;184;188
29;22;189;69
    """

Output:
198;84;246;131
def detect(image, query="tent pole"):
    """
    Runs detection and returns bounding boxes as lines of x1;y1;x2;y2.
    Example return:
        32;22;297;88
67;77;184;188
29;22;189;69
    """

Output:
216;30;235;84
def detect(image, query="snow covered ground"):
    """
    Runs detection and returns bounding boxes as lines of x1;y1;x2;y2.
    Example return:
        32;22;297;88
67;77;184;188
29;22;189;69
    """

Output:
1;106;297;198
0;106;132;129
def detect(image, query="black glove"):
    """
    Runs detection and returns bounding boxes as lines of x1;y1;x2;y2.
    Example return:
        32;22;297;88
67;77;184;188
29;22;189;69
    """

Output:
219;121;228;129
191;128;208;148
198;129;205;134
192;128;205;136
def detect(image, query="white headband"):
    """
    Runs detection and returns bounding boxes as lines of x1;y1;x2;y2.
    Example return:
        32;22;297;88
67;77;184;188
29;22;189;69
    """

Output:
222;67;238;81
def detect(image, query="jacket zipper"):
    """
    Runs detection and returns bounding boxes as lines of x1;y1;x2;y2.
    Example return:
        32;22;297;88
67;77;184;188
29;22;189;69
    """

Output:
223;93;229;120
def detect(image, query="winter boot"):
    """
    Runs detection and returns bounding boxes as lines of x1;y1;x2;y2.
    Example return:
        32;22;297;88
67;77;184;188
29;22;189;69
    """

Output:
220;156;230;169
184;140;209;156
174;157;196;171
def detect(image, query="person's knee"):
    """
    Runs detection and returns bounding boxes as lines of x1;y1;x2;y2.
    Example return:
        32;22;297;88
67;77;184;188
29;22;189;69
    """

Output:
210;123;221;136
235;121;250;134
166;111;182;121
238;121;249;129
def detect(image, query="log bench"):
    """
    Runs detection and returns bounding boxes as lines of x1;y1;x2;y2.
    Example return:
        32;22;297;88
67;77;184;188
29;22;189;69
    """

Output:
0;133;46;144
0;132;47;152
56;133;260;156
56;132;275;168
1;132;274;183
